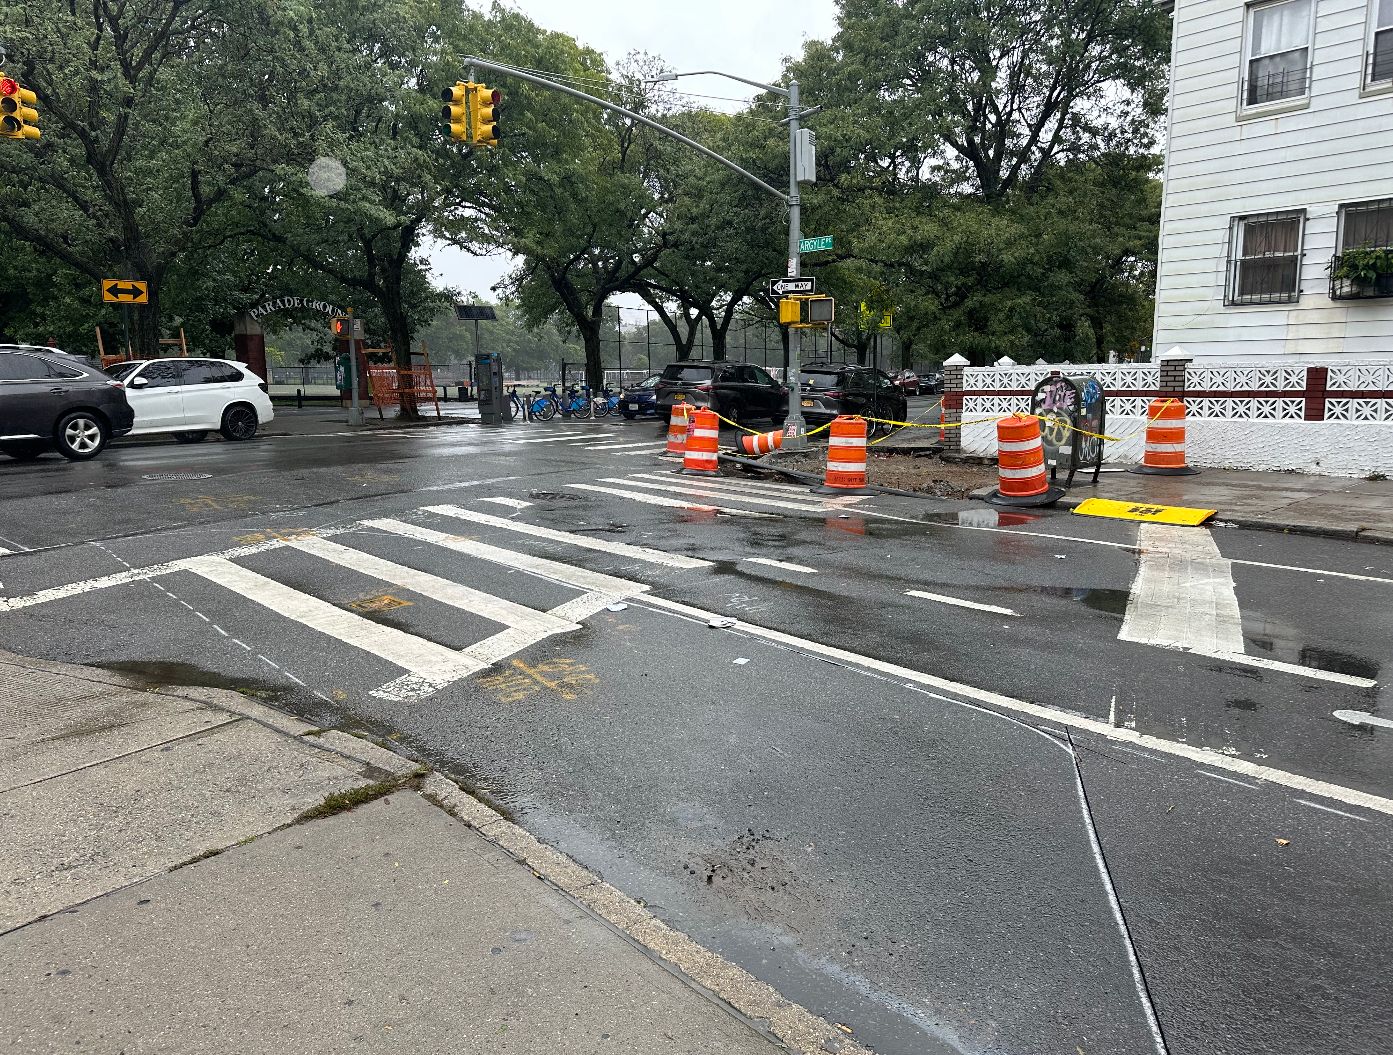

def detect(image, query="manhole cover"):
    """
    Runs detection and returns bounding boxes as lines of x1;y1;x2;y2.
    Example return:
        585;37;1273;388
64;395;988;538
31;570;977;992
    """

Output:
142;472;213;481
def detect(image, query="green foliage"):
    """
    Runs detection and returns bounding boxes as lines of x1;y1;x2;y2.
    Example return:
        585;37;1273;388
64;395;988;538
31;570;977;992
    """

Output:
1333;247;1393;285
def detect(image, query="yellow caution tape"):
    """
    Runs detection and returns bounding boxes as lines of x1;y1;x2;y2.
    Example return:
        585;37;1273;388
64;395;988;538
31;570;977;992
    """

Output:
1072;498;1216;527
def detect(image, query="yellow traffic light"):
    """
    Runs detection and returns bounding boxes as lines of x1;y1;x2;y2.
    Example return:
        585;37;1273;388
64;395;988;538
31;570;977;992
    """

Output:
472;84;500;148
440;81;472;142
0;76;40;141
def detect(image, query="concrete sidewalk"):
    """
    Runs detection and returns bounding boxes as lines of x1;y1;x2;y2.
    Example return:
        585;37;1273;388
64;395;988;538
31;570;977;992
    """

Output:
0;651;862;1055
969;466;1393;542
264;404;481;436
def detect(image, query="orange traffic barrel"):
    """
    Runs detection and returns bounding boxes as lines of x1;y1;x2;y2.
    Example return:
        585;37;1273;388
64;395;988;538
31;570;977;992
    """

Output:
1128;399;1200;476
737;429;784;456
814;415;875;495
680;406;720;476
988;415;1063;507
664;403;692;458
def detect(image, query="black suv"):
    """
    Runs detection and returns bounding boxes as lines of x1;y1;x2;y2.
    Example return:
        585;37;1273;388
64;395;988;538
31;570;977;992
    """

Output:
0;345;134;461
654;361;787;426
796;364;907;434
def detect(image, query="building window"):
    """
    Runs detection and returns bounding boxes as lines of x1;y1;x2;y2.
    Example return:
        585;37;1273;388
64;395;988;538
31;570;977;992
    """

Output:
1226;211;1305;305
1242;0;1314;108
1330;199;1393;299
1369;0;1393;85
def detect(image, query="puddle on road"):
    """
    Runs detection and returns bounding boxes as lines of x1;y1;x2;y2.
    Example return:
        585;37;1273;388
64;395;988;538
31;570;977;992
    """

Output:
1245;636;1382;682
93;660;291;700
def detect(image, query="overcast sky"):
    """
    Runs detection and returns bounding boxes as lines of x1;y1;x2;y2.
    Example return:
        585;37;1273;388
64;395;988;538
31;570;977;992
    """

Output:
430;0;841;304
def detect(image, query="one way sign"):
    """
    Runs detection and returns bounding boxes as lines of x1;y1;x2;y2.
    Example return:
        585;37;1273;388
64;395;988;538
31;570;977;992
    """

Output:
102;279;149;305
768;276;816;297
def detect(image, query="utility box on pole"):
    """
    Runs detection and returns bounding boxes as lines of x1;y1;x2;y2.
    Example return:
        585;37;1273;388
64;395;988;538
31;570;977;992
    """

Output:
475;351;506;426
796;128;817;183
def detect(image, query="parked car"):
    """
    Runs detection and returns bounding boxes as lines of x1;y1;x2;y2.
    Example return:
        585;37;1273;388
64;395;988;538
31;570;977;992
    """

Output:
619;373;662;419
654;361;787;427
795;365;907;434
892;369;920;396
0;344;133;461
918;371;944;394
105;357;274;442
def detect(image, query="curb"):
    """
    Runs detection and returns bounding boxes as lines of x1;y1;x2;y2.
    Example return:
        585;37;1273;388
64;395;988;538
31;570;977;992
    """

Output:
967;486;1389;544
3;652;872;1055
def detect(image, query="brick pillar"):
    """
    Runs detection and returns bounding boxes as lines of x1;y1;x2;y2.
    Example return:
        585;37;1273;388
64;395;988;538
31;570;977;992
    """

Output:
1303;365;1328;421
232;312;268;381
941;354;969;451
1158;357;1189;398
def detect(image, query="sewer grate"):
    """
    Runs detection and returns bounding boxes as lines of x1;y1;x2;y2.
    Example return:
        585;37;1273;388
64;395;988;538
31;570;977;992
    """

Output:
142;472;213;481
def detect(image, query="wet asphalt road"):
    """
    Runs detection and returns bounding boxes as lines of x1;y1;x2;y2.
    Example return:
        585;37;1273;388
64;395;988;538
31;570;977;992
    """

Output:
1;410;1390;1055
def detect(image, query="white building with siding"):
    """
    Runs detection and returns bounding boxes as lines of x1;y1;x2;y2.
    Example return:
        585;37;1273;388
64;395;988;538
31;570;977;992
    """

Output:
1153;0;1393;361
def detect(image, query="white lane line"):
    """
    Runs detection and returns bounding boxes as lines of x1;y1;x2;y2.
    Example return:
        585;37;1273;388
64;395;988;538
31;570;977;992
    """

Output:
1121;526;1244;654
364;518;655;596
1196;770;1260;789
905;589;1020;617
511;435;597;444
286;535;577;638
1294;798;1370;822
423;504;713;570
1190;650;1378;688
602;477;837;514
1333;709;1393;730
615;446;673;456
584;441;668;451
635;593;1393;818
568;483;778;519
1229;558;1393;586
0;548;12;556
478;497;533;510
744;557;816;574
181;556;485;694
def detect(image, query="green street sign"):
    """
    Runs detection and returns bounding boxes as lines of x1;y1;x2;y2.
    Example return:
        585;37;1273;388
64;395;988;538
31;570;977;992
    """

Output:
799;235;833;254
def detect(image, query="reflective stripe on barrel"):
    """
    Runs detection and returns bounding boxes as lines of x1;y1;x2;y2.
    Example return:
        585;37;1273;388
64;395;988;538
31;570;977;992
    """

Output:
995;415;1048;498
824;415;868;490
1142;400;1188;469
682;407;720;475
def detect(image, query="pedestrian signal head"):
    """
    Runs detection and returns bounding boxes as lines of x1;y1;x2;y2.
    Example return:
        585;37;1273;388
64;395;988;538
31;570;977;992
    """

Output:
472;85;500;147
331;316;350;337
440;81;471;142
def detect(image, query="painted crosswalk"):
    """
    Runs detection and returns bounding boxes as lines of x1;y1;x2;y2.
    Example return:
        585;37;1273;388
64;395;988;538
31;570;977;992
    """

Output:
0;504;700;703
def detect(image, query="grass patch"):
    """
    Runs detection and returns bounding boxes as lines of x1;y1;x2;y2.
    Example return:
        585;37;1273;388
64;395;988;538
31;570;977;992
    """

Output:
294;774;417;823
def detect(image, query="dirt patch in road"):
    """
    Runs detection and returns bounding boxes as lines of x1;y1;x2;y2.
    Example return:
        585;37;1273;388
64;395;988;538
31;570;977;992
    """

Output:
735;451;996;499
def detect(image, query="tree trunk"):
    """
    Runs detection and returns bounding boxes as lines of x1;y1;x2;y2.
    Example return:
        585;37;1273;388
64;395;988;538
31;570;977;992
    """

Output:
131;281;161;359
384;303;419;420
582;310;604;391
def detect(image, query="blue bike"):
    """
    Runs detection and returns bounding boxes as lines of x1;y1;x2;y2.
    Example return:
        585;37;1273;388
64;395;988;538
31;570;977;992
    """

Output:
559;386;594;419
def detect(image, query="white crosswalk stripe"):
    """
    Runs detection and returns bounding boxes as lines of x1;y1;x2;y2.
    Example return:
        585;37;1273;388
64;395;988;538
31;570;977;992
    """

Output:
568;483;778;518
598;477;841;515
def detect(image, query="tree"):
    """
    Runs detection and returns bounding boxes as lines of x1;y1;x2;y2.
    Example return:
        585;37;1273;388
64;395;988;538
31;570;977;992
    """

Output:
0;0;275;356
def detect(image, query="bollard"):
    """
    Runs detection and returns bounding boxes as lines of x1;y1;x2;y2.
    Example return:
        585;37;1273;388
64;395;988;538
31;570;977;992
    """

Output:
988;415;1064;507
737;429;784;456
1128;399;1200;476
815;415;876;495
680;407;720;476
296;388;303;410
664;403;692;458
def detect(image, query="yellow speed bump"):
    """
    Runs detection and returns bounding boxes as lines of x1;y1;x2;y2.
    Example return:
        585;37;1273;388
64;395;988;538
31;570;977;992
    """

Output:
1072;498;1216;527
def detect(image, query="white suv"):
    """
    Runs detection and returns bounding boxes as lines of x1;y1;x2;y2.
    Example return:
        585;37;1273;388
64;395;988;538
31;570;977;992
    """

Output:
107;358;274;443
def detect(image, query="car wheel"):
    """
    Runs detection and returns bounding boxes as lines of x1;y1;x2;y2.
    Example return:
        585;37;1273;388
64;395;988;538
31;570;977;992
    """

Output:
172;431;210;444
0;441;47;461
54;411;109;461
220;405;259;441
621;412;636;420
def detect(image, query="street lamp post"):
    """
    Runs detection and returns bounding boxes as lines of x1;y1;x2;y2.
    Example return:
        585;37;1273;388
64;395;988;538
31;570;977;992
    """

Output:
652;70;811;449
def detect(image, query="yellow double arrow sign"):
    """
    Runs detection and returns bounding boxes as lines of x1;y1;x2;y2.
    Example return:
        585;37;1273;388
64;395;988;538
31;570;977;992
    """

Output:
102;279;148;305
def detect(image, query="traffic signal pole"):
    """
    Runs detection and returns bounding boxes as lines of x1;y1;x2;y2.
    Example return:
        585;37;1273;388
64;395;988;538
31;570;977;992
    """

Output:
784;78;805;448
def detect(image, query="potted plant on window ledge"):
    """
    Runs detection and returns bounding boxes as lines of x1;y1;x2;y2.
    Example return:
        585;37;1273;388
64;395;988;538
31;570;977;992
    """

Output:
1332;246;1393;297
